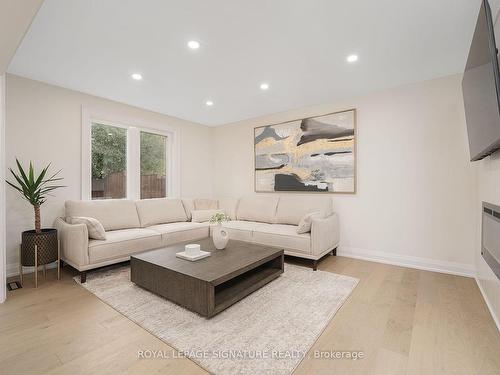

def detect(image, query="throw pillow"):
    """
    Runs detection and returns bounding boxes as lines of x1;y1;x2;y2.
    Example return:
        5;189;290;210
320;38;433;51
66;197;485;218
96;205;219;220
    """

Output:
191;209;224;223
68;216;106;240
296;212;322;234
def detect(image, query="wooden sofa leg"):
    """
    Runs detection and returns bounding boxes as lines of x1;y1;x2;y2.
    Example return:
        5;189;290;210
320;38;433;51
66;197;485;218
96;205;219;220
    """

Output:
312;260;318;271
80;271;87;283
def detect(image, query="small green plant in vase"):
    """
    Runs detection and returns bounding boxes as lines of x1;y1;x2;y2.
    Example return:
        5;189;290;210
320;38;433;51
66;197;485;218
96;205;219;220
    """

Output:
209;212;231;225
210;213;231;250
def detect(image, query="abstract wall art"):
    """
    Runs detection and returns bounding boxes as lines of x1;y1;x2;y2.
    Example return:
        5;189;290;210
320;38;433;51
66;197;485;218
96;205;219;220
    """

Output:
254;109;356;193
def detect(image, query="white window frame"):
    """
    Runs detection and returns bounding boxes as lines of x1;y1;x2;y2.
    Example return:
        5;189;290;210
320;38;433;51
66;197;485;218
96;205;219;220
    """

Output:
81;106;180;200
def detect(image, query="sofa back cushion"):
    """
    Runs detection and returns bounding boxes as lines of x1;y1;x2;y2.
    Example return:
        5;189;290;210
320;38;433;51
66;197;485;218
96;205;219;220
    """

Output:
65;200;140;231
275;195;333;225
218;197;239;220
135;198;188;227
194;198;218;210
237;195;279;223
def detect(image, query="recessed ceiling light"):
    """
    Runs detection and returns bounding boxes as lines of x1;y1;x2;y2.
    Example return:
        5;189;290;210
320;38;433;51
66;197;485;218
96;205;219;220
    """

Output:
206;100;214;106
346;54;358;63
187;40;200;49
260;83;270;90
131;73;143;80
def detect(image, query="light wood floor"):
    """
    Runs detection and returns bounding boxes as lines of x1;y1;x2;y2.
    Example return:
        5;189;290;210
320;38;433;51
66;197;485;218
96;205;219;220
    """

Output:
1;256;499;375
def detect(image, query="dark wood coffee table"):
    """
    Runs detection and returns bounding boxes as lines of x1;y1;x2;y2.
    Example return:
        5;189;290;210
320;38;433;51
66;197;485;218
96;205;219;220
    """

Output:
130;238;284;318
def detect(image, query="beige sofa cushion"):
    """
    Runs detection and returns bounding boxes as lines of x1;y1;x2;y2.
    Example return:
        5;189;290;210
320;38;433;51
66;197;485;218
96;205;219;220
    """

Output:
194;198;218;210
211;220;268;242
252;224;311;254
147;222;209;246
275;196;333;225
65;200;140;231
135;198;188;227
88;228;162;263
191;209;224;223
237;195;279;223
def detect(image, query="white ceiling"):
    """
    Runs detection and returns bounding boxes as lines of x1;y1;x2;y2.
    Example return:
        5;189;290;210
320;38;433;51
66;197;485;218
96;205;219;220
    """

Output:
8;0;482;126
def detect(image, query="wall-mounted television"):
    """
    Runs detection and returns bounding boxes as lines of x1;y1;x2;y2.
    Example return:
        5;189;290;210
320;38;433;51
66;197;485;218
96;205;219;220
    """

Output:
462;0;500;161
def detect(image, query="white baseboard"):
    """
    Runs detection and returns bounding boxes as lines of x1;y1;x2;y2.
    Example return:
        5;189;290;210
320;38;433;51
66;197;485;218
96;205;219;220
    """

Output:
7;263;18;278
337;246;475;278
475;277;500;333
6;262;57;278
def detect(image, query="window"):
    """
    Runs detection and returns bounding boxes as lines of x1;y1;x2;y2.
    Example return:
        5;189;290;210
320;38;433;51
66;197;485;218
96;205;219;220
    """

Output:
140;131;167;199
91;123;127;199
82;108;180;200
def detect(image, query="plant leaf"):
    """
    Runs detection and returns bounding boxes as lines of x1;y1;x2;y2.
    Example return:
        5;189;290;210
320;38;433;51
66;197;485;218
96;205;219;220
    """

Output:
15;159;29;186
9;168;29;194
28;161;34;186
6;180;24;194
41;169;62;184
34;164;49;188
38;185;66;194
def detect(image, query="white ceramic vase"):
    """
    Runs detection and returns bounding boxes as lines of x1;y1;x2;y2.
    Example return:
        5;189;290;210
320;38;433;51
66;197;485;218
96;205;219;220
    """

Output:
212;223;229;250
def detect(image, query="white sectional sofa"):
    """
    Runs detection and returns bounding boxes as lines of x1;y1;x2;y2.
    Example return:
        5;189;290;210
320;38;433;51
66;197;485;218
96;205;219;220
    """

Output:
55;195;339;282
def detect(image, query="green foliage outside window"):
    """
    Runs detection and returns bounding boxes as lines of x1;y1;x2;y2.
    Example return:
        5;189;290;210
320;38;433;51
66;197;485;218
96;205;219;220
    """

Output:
140;131;167;176
91;123;126;179
91;123;167;179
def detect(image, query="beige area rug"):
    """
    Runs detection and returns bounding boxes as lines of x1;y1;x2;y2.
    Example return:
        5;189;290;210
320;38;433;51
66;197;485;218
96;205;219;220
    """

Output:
76;264;358;375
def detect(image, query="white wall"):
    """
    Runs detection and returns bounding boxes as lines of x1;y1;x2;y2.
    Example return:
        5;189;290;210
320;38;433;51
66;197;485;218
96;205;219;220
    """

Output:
5;74;214;275
476;155;500;328
213;74;477;276
473;5;500;329
0;74;6;302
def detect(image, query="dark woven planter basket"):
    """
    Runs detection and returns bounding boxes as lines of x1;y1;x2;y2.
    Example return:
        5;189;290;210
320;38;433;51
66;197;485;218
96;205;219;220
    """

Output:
21;229;58;267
